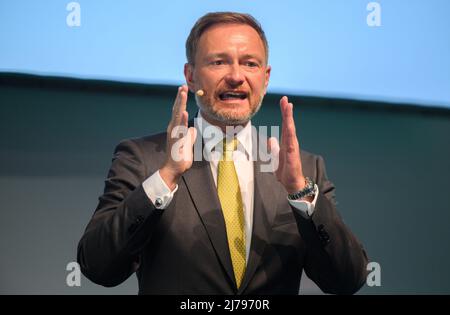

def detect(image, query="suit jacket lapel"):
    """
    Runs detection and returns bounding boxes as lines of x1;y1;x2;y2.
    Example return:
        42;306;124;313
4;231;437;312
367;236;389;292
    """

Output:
182;118;237;289
238;155;279;294
182;118;279;292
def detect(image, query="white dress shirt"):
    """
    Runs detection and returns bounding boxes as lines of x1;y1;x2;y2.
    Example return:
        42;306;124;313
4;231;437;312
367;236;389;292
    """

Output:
142;112;319;263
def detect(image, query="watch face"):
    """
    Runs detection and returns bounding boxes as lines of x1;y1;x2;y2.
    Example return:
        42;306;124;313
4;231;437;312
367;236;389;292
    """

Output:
288;177;315;200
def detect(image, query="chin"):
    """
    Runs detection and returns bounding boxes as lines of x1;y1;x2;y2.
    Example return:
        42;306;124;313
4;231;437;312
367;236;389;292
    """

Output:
212;106;253;125
196;95;263;125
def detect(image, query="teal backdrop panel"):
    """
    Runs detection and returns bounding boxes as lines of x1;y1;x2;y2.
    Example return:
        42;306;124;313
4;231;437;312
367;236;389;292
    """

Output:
1;73;450;294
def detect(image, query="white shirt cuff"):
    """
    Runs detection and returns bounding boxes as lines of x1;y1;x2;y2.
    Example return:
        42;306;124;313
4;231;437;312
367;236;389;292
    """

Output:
142;170;178;209
288;184;319;219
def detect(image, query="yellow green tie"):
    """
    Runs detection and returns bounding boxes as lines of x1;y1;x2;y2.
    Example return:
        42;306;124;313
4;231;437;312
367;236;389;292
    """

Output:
217;137;246;288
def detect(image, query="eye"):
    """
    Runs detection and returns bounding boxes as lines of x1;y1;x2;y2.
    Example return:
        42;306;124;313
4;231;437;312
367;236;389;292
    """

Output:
245;61;259;68
211;60;225;66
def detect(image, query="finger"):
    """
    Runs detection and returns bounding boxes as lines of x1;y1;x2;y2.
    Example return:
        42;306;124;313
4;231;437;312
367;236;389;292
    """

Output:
279;96;289;146
179;85;188;112
171;85;188;126
182;127;197;162
171;86;182;114
176;88;188;124
283;103;299;150
188;126;197;147
168;86;182;130
285;102;296;136
280;96;289;122
267;137;280;156
268;136;281;174
168;111;188;143
180;110;188;128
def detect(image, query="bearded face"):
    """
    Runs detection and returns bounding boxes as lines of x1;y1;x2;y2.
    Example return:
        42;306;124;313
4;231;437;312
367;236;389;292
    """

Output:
185;23;271;127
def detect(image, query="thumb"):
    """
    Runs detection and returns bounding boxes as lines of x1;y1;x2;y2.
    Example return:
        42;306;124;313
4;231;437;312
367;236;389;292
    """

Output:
182;126;197;162
188;126;197;147
267;137;281;174
267;137;280;156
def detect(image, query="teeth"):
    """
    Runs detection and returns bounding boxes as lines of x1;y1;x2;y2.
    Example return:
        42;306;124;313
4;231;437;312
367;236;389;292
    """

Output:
220;92;247;100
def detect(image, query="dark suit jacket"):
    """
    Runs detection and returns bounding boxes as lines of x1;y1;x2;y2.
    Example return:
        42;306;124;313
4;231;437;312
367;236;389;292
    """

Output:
77;128;368;294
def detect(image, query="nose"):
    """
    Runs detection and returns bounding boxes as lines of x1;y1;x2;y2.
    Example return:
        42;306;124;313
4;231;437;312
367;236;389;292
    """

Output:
224;63;245;87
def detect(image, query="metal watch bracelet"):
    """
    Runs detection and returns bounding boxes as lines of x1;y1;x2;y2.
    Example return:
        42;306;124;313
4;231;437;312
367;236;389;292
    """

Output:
287;177;315;200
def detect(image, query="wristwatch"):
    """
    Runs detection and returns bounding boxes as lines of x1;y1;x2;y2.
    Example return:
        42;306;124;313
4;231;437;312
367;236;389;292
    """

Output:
287;177;316;200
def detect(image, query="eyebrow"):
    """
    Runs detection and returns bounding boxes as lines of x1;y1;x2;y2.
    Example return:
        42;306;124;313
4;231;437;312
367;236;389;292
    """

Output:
203;53;227;60
204;53;264;64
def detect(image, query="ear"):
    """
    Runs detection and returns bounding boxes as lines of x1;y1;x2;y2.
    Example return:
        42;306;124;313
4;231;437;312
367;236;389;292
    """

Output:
184;63;196;93
263;65;271;95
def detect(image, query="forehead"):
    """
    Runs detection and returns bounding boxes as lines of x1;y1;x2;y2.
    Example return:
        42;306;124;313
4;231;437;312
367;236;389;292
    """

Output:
196;23;266;59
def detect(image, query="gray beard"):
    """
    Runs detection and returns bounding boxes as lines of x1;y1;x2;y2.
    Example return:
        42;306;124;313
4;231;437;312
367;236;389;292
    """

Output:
195;94;264;125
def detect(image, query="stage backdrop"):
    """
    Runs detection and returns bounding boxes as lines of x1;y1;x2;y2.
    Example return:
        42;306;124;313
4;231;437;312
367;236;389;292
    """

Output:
1;73;450;294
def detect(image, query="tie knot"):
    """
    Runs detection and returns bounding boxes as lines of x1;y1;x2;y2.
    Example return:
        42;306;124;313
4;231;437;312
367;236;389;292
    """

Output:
223;137;238;152
222;137;238;160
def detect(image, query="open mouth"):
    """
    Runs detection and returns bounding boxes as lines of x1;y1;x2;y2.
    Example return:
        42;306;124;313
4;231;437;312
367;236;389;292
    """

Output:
218;91;248;101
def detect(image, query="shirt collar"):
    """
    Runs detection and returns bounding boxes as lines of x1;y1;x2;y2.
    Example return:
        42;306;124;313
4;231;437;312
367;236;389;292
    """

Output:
194;111;253;160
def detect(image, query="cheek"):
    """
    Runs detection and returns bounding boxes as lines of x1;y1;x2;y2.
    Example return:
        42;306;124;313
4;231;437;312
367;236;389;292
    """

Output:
249;73;267;89
198;70;222;86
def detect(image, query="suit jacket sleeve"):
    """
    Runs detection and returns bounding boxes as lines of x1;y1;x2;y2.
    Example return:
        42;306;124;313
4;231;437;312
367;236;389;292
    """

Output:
77;139;161;287
293;155;369;294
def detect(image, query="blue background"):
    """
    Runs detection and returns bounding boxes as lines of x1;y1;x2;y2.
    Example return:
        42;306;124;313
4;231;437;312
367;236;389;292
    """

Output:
1;0;450;108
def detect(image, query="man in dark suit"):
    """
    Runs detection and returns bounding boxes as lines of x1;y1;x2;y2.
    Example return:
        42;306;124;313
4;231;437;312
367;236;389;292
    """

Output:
77;12;368;294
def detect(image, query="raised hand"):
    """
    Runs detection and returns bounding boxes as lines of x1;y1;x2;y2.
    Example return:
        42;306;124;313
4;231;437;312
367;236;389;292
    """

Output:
159;85;197;190
268;96;308;195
